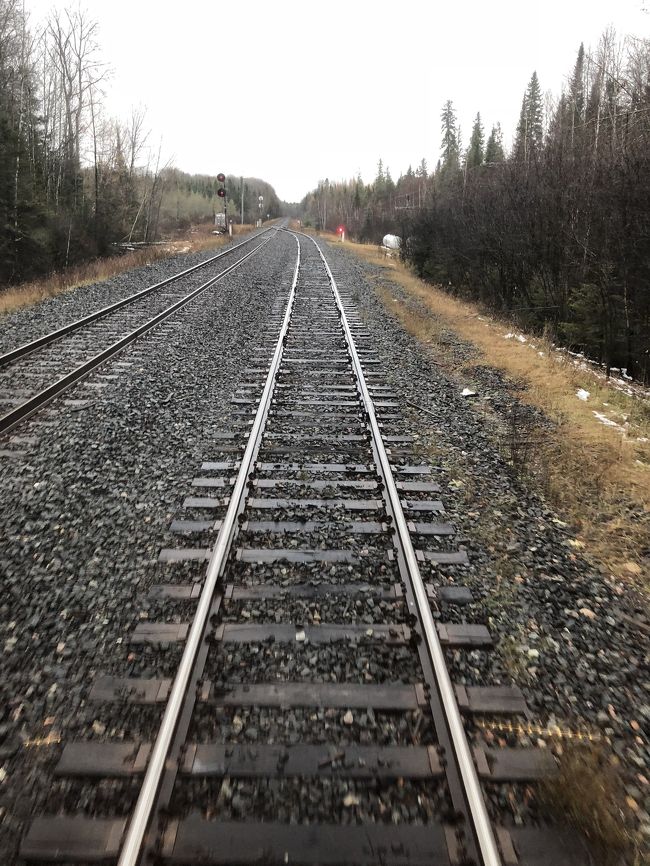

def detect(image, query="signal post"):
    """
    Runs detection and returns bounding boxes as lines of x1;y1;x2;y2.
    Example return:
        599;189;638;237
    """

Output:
217;173;227;233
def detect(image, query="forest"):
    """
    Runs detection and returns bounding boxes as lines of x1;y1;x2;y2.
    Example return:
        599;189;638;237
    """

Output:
0;0;281;287
301;33;650;382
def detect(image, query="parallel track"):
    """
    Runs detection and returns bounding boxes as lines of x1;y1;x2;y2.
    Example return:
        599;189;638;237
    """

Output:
18;231;592;866
0;229;274;435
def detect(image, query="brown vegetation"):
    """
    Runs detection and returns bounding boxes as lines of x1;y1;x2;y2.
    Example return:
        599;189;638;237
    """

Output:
539;745;639;864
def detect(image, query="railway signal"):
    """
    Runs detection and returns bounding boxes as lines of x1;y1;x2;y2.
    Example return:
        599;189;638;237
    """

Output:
217;173;227;231
337;225;346;242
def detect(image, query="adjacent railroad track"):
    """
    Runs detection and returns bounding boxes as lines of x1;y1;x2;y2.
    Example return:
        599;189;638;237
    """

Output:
0;229;274;435
17;231;592;866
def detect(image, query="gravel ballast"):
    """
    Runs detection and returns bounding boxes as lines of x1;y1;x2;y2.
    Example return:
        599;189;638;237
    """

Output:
0;229;647;862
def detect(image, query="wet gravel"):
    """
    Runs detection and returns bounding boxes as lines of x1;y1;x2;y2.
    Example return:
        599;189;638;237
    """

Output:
221;597;402;625
207;640;422;686
227;557;400;588
171;777;452;824
189;706;436;747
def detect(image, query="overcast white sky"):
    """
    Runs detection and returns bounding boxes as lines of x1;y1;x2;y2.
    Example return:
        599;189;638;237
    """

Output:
27;0;649;202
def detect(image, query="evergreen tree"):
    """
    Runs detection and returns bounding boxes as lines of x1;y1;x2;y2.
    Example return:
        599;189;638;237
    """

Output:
440;100;459;171
353;180;362;212
374;158;386;199
514;71;543;162
485;123;505;162
569;43;586;126
416;158;428;178
466;112;484;168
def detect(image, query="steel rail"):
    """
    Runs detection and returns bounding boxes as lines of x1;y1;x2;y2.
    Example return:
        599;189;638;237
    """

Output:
0;234;274;436
116;234;301;866
0;228;273;368
300;230;502;866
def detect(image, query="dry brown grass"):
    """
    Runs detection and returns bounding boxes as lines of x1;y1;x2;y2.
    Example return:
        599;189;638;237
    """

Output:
539;745;639;864
0;223;256;317
338;236;650;592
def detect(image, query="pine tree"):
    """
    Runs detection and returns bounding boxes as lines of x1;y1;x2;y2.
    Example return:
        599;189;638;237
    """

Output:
466;112;484;168
353;180;361;212
514;71;543;162
385;167;394;190
416;158;428;178
440;100;459;171
569;43;586;127
373;158;386;200
485;123;505;162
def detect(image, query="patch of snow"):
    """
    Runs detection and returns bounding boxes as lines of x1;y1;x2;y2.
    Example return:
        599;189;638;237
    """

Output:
499;316;649;405
576;389;590;401
592;411;625;431
461;388;477;397
554;347;650;403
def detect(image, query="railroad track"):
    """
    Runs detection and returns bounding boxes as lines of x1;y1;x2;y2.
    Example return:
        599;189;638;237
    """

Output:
0;228;275;435
18;231;592;866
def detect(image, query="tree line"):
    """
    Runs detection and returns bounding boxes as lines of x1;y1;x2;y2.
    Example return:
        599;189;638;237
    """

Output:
0;1;281;288
156;171;281;232
300;32;650;382
301;157;430;243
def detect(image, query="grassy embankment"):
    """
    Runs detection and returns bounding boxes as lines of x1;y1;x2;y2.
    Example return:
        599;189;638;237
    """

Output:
0;223;256;317
334;235;649;594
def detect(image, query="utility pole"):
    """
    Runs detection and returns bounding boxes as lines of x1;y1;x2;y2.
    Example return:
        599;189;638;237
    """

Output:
240;176;244;225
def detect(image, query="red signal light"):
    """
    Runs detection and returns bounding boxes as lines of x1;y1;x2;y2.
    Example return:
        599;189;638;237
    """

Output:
217;188;226;198
217;173;226;183
337;225;345;233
